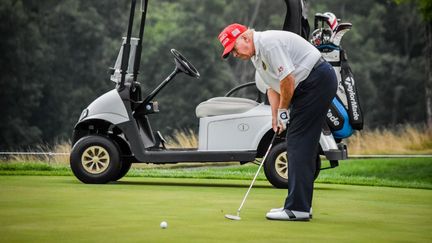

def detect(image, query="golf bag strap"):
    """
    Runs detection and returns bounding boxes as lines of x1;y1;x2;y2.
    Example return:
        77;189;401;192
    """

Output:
340;49;364;130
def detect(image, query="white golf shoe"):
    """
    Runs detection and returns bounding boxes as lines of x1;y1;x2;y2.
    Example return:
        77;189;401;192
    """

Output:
268;207;313;219
269;207;284;212
266;209;310;221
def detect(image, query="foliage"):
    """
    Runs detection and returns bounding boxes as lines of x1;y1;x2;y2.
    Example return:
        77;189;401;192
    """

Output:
0;0;428;149
3;124;429;167
347;124;432;154
0;0;128;149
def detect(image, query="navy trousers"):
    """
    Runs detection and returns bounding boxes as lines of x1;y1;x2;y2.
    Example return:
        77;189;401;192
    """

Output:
284;61;337;212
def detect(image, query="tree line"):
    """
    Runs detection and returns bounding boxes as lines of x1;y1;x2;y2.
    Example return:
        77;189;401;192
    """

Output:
0;0;430;150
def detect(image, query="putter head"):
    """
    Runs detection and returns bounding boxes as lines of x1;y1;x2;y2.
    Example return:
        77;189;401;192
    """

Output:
225;214;241;220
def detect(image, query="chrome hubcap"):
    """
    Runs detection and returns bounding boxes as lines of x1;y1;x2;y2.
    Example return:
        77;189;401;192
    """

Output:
81;146;110;174
275;152;288;179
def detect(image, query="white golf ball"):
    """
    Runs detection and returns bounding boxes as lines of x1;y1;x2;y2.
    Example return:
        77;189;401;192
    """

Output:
160;221;168;229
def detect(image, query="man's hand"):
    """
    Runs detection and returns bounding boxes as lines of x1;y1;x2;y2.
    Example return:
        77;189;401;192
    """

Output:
275;74;294;134
276;108;289;133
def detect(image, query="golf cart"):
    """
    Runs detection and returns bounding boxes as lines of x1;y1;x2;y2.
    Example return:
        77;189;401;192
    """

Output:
70;0;362;187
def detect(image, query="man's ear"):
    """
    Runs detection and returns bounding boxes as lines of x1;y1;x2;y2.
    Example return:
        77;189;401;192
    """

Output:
242;34;250;43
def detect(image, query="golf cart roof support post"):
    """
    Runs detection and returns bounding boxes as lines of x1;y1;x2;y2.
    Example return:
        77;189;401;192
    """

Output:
141;68;181;105
132;0;149;82
283;0;301;33
119;0;137;90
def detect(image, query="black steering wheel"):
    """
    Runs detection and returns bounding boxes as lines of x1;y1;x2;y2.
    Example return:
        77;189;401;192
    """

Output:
171;49;200;78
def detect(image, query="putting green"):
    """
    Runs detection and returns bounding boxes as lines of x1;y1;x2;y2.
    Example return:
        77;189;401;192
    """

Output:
0;176;431;242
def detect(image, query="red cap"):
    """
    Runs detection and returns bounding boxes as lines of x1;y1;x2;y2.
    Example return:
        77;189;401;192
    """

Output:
218;23;247;58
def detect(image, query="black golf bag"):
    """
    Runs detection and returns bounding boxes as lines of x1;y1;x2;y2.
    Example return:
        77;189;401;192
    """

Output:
311;13;364;138
282;3;364;139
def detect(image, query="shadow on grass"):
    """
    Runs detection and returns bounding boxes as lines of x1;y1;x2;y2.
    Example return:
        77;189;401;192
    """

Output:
108;179;347;191
63;177;263;189
113;180;273;188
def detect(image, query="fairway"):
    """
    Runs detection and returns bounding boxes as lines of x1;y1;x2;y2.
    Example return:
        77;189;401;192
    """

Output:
0;176;431;242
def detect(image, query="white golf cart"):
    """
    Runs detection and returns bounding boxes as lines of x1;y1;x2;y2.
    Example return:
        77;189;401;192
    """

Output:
70;0;361;188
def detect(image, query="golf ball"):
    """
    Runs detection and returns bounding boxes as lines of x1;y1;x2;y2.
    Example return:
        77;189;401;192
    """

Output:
160;221;168;229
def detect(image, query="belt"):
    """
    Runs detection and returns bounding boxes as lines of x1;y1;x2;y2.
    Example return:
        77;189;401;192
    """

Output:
312;57;326;71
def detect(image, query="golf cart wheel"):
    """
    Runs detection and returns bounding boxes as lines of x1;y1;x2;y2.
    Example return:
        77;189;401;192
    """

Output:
111;161;132;182
70;135;121;184
263;142;321;189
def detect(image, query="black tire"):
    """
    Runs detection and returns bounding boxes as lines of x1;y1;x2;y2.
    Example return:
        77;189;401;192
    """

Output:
111;161;132;182
263;142;321;189
70;135;122;184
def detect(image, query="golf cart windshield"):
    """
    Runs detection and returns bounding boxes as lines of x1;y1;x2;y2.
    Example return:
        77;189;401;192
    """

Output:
110;37;139;83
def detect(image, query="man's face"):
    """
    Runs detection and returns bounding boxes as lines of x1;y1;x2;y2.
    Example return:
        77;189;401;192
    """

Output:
231;34;254;60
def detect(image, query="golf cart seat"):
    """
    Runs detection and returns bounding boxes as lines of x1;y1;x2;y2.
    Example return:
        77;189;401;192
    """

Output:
195;97;259;118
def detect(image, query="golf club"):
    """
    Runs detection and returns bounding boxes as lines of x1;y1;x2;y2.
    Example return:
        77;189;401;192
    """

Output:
225;129;279;220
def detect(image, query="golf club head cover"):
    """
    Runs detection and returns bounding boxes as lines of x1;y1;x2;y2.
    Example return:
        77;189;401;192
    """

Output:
277;108;289;131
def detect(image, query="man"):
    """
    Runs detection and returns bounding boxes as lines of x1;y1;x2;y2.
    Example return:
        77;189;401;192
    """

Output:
218;23;337;221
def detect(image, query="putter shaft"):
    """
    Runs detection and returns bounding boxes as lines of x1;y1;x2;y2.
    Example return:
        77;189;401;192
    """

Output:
234;131;278;215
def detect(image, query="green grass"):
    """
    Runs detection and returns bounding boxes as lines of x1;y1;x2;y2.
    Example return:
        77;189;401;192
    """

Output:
318;158;432;189
1;158;431;189
0;162;71;176
0;176;431;242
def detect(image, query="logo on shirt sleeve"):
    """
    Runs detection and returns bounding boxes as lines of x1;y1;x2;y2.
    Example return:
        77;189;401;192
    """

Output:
262;61;267;71
278;66;284;73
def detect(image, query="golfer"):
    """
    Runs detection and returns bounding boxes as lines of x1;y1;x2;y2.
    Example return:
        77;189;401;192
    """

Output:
218;23;337;221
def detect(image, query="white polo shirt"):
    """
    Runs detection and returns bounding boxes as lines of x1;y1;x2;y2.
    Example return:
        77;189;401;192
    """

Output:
252;30;322;93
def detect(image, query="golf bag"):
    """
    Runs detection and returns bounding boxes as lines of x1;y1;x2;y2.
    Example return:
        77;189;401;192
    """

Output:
311;12;364;138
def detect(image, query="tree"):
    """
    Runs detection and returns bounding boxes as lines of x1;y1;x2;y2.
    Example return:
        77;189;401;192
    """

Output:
419;0;432;127
0;0;429;150
0;0;128;150
0;0;44;149
396;0;432;127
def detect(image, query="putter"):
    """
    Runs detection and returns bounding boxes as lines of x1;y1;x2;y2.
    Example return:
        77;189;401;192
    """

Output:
225;129;279;221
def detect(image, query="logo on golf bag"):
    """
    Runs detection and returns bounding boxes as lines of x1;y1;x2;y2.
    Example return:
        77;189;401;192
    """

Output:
327;110;340;126
326;98;353;139
344;76;360;121
326;103;344;131
340;49;363;130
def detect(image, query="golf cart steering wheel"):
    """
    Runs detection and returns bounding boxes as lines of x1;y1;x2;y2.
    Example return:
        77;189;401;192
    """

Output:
171;49;200;78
